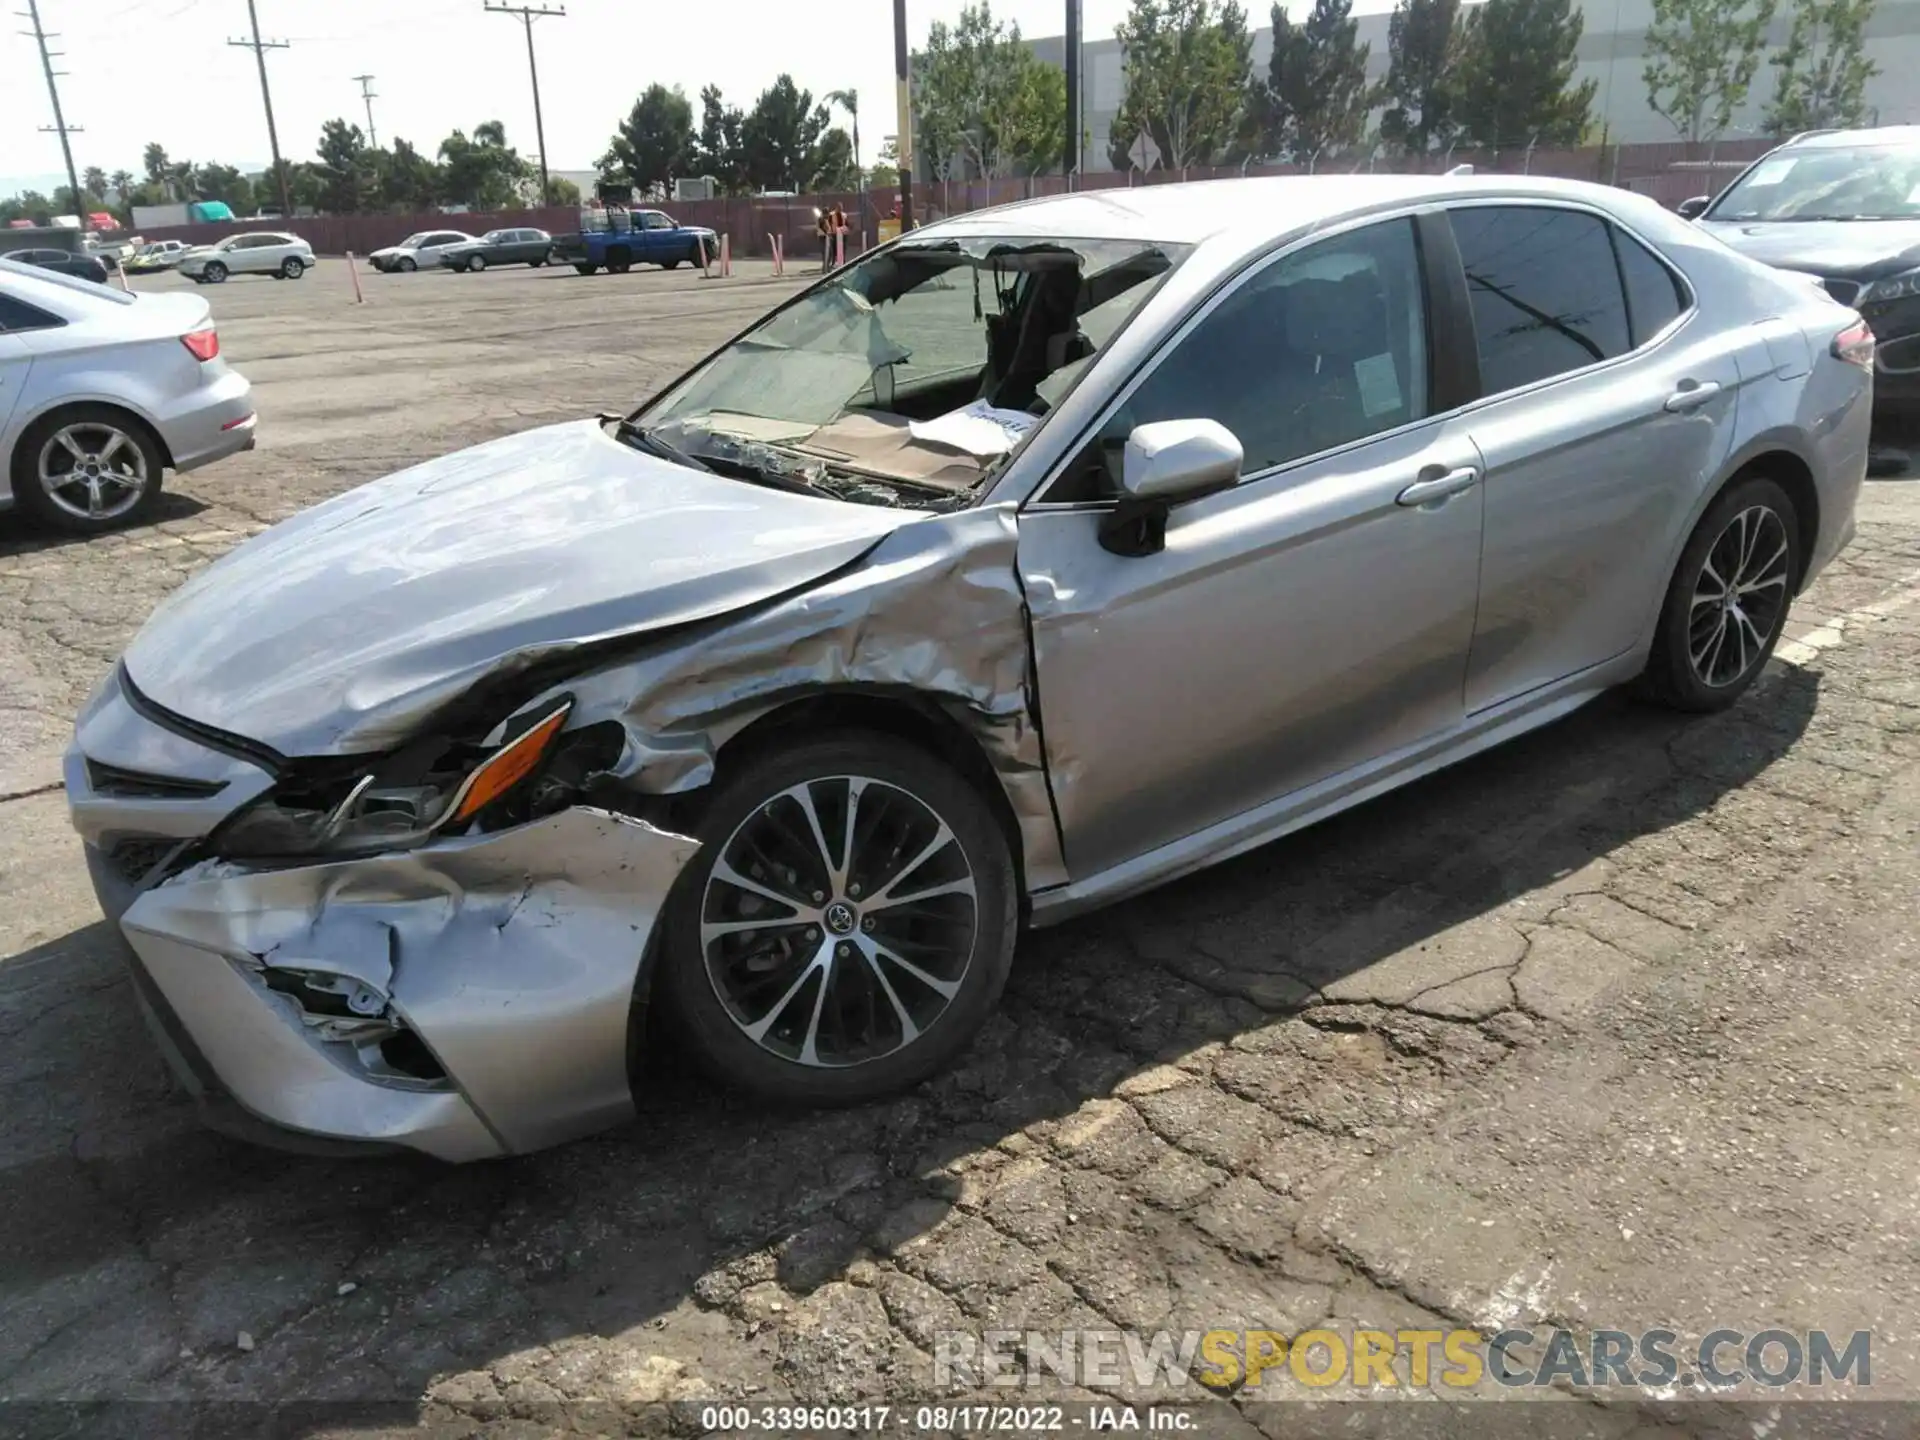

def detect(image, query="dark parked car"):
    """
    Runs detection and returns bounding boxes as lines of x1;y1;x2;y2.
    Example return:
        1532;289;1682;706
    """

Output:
440;228;553;272
6;247;109;284
1682;124;1920;423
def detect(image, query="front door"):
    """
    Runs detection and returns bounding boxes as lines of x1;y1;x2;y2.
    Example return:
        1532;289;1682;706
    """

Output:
1017;216;1489;879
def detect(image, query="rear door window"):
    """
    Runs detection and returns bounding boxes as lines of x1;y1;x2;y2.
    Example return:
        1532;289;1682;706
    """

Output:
1448;206;1632;395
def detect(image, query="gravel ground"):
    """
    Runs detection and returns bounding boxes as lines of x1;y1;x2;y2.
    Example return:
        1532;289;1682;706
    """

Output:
2;260;1919;1439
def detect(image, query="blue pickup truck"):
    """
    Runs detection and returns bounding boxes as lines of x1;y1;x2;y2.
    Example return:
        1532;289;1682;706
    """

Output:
550;204;718;274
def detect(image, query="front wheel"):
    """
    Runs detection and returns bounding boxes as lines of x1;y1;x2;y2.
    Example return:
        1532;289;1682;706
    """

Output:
202;261;227;283
398;256;417;273
655;732;1017;1106
1636;476;1802;712
467;254;487;272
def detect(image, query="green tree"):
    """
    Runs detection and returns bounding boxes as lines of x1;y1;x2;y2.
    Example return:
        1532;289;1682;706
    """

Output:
599;84;696;196
314;118;376;212
694;85;749;192
194;162;255;214
1109;0;1254;171
1377;0;1461;152
545;175;582;205
1643;0;1777;142
741;75;828;191
438;121;528;209
1452;0;1596;147
82;166;108;200
917;2;1068;178
383;138;442;210
0;191;52;225
809;128;860;190
1256;0;1374;161
108;169;134;200
826;88;862;184
142;143;172;195
1765;0;1878;134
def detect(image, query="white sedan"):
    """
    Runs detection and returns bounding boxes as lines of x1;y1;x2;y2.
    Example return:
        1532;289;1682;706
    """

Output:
178;232;315;284
368;229;476;273
1;258;255;534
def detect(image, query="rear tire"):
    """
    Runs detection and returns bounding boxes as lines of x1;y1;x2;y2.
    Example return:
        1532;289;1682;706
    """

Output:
1635;475;1802;712
281;257;305;279
654;731;1017;1106
10;404;165;536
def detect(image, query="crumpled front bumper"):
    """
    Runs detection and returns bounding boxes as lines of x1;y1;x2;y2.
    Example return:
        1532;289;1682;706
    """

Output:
103;809;699;1161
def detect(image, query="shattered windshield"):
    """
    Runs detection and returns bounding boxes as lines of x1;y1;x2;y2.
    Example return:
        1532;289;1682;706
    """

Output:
1709;143;1920;222
629;236;1188;509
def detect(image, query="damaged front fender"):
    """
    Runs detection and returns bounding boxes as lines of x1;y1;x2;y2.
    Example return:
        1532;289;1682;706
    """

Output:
550;504;1068;891
120;806;699;1160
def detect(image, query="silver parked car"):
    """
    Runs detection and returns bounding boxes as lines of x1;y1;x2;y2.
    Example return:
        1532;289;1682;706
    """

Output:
178;231;314;284
68;176;1867;1160
2;258;255;533
368;229;478;273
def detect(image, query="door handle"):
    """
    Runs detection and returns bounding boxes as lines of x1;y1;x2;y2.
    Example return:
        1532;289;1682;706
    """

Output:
1664;380;1722;412
1396;465;1481;507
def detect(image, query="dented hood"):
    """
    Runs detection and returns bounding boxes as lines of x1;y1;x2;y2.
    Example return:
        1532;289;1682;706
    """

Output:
122;419;909;755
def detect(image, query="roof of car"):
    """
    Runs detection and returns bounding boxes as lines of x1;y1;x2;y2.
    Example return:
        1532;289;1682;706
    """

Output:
1778;124;1920;149
916;172;1665;247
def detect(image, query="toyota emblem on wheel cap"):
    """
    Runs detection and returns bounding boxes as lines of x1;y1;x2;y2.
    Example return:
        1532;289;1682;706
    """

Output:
824;901;858;935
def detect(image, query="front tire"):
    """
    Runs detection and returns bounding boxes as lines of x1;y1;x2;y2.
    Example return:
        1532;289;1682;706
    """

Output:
655;732;1017;1106
10;405;165;536
203;261;227;283
468;254;487;272
1637;476;1802;712
398;256;417;273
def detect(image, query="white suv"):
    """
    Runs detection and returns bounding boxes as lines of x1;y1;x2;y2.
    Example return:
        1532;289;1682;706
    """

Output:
368;230;476;273
178;232;316;284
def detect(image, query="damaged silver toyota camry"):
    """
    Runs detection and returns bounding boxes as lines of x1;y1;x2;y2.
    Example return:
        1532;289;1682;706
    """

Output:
69;175;1868;1159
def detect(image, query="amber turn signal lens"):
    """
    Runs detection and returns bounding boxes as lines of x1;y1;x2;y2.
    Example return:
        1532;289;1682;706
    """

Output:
446;702;572;827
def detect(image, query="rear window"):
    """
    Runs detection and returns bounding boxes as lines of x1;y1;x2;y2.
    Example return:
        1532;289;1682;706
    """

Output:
0;257;135;305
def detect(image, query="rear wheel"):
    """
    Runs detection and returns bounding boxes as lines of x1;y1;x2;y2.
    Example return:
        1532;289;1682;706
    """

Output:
1636;475;1801;712
11;405;164;536
281;257;305;279
655;732;1017;1106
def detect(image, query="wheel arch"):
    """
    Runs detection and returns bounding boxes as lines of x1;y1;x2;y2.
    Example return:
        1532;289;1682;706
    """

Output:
702;688;1035;903
1706;440;1821;591
10;395;174;476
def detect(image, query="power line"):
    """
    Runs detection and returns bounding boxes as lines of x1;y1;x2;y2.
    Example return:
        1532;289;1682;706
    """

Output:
353;72;379;149
483;1;564;205
18;0;88;228
229;0;293;221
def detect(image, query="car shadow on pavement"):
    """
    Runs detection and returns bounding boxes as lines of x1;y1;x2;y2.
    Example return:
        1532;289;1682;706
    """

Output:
0;491;211;559
0;665;1821;1420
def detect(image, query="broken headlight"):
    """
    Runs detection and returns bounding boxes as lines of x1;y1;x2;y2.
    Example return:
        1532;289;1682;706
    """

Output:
213;697;581;863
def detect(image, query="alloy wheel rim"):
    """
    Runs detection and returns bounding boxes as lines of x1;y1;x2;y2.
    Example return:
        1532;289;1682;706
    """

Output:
1689;504;1791;688
699;775;979;1069
37;423;148;522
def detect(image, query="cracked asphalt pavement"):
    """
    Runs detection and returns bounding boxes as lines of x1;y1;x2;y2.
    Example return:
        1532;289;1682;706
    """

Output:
3;262;1920;1439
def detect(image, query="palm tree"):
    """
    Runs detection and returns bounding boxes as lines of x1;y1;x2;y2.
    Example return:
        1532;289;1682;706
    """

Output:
827;88;861;191
82;166;107;200
109;169;134;203
475;119;508;149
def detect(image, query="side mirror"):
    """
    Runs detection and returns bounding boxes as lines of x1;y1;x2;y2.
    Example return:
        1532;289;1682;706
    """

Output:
1098;419;1244;557
1676;195;1710;220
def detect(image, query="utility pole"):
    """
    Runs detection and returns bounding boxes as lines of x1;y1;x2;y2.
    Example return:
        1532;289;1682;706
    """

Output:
19;0;88;230
229;0;293;220
483;2;563;205
892;0;913;228
353;73;379;149
1063;0;1081;180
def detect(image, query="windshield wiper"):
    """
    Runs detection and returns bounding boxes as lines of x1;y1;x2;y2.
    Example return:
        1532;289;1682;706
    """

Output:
612;418;712;472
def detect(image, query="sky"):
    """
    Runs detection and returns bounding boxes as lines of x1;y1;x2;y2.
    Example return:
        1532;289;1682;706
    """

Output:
2;0;1170;195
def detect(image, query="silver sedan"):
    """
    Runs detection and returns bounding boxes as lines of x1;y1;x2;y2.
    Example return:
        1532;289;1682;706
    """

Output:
68;175;1867;1159
2;258;255;533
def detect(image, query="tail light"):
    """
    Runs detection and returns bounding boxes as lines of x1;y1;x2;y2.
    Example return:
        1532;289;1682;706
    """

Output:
180;327;220;362
1832;318;1875;369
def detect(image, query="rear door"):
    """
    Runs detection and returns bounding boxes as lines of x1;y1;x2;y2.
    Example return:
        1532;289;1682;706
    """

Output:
1442;203;1740;712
